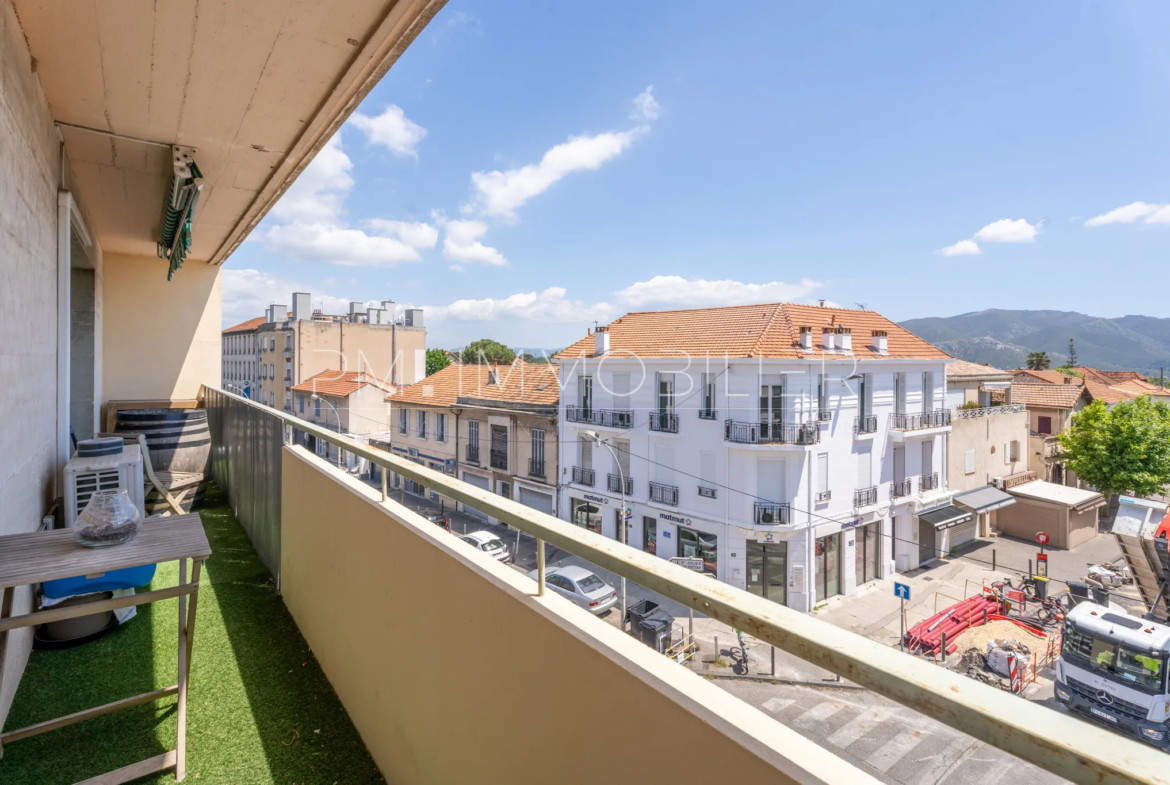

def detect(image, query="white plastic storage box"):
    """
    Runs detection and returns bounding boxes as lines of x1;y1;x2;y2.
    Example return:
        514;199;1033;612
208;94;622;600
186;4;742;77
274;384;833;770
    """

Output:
64;444;145;528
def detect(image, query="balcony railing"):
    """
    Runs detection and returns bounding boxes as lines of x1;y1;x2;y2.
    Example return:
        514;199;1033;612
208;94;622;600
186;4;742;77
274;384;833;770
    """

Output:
649;481;679;506
608;473;633;495
649;411;680;433
490;448;508;470
953;402;1026;420
890;409;952;431
853;415;877;435
698;408;717;420
754;502;790;525
919;472;939;492
817;409;833;423
815;490;831;503
529;458;545;478
201;386;1160;785
466;444;480;463
854;486;878;508
572;466;595;486
723;420;819;445
891;478;913;498
565;406;633;429
698;486;717;499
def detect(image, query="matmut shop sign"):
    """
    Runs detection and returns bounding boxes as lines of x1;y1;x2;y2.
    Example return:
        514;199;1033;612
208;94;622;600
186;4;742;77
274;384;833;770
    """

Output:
659;512;692;526
582;493;610;506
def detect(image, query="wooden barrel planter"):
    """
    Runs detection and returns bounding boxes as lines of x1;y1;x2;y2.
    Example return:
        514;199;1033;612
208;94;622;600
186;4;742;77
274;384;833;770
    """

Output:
115;408;210;475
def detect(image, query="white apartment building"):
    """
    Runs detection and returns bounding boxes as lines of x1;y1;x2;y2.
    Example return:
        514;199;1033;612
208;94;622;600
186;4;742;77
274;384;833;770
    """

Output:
554;303;956;613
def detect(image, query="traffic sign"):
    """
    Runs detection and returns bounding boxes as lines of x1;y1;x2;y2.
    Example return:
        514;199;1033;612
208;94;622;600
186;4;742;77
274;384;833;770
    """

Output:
1036;532;1050;546
894;582;911;600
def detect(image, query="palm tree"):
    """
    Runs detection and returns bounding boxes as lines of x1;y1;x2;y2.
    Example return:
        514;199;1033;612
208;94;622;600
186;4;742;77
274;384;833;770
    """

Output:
1026;351;1051;370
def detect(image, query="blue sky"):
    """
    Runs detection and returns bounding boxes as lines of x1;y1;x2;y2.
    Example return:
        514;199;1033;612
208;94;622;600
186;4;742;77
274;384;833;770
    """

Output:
224;1;1170;349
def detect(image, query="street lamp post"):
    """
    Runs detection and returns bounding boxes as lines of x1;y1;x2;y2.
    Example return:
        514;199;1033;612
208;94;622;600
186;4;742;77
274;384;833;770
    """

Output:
312;394;343;468
585;430;628;632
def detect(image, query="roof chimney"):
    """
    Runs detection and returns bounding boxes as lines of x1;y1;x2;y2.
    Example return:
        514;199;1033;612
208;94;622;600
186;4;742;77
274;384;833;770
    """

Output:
836;326;852;353
819;299;826;308
488;369;499;385
292;292;311;321
270;304;287;324
871;330;888;355
799;326;812;351
1064;375;1072;384
822;327;835;351
595;325;610;356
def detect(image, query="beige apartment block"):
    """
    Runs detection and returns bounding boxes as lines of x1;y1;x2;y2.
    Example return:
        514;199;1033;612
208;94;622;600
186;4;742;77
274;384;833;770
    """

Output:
388;362;560;522
945;361;1028;538
243;300;427;413
289;371;394;469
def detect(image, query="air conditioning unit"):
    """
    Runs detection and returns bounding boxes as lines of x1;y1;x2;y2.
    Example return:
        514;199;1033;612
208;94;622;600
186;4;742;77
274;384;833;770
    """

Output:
65;444;145;528
991;476;1004;490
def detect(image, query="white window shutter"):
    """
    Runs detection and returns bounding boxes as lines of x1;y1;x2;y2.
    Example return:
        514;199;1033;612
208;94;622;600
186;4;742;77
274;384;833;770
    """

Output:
965;449;976;473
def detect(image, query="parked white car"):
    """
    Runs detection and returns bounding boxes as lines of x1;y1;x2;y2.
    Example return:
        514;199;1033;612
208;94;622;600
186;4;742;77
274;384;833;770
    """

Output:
460;530;511;563
526;565;617;615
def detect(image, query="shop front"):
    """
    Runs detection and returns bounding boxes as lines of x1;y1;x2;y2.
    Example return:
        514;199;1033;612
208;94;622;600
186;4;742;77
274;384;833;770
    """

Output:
570;495;605;535
746;540;787;606
915;504;975;565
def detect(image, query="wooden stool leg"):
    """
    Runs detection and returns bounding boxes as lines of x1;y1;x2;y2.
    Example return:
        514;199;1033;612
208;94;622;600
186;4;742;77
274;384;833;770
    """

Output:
176;559;188;781
0;586;13;760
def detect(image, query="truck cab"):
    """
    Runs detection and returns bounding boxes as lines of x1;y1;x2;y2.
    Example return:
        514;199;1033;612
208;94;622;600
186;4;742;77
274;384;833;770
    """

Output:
1055;602;1170;748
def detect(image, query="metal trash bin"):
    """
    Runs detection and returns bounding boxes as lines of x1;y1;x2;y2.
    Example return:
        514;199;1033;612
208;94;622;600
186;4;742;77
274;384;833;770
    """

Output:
1032;576;1049;601
626;599;674;653
1091;585;1110;606
1066;580;1090;608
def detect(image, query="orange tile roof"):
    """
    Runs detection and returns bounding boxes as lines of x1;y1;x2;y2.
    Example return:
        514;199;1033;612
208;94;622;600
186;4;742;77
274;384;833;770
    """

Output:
947;359;1011;380
554;303;949;361
1074;367;1147;385
223;316;265;333
1111;379;1170;398
290;371;394;398
1011;382;1087;409
389;362;560;407
1083;381;1135;404
1010;369;1082;385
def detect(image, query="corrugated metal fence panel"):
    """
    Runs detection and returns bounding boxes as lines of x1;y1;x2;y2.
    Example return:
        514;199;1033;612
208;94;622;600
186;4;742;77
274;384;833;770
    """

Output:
205;388;283;584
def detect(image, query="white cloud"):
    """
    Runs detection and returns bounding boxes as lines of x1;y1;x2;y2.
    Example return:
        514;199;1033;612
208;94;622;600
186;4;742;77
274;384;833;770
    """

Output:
222;268;355;328
974;218;1039;243
269;135;353;223
262;222;431;267
1085;201;1170;227
414;287;612;324
630;86;660;122
349;105;427;157
468;129;643;219
365;219;439;248
434;216;508;267
938;239;982;256
614;275;824;309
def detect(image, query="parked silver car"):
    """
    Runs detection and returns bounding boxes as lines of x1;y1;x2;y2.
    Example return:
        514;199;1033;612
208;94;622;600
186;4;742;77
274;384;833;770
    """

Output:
526;565;617;615
459;530;511;562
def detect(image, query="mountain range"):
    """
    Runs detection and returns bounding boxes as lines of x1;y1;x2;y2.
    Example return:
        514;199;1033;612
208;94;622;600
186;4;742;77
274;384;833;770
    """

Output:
899;310;1170;374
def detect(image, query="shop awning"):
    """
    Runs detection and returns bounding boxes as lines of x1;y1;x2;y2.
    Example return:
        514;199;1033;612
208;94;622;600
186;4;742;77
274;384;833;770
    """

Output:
953;485;1017;515
918;504;974;530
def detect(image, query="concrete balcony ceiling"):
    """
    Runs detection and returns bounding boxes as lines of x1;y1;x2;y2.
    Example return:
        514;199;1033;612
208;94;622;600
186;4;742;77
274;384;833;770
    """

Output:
16;0;445;263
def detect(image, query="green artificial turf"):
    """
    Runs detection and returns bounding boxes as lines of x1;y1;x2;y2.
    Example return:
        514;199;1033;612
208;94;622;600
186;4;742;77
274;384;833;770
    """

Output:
1;483;386;784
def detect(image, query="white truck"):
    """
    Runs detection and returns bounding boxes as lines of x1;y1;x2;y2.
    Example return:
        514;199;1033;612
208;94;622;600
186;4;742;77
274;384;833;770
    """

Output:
1054;602;1170;748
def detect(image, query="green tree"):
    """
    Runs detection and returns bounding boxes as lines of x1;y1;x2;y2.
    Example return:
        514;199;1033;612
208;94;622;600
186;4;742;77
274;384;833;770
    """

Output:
461;338;516;365
1067;338;1078;367
1059;397;1170;498
1026;351;1051;370
521;352;550;364
425;348;451;377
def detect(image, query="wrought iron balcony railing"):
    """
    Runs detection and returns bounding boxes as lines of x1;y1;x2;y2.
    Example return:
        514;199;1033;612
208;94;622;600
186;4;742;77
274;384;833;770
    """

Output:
572;466;595;486
697;408;717;420
817;409;833;423
891;478;913;498
529;458;545;478
607;473;633;495
649;481;679;506
565;406;634;429
649;411;679;433
490;448;508;470
919;472;939;492
698;486;717;499
854;486;878;508
466;444;479;463
890;409;952;431
815;490;831;503
853;415;877;435
754;502;790;525
723;420;818;445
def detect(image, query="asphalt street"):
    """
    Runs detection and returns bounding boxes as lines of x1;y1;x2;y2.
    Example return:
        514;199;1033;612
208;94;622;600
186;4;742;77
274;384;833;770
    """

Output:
377;482;1079;785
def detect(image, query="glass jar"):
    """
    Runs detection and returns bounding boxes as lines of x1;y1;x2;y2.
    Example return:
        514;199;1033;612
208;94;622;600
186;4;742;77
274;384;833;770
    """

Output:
74;489;141;547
